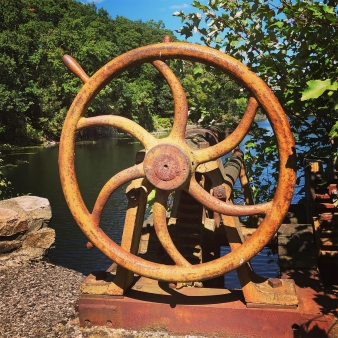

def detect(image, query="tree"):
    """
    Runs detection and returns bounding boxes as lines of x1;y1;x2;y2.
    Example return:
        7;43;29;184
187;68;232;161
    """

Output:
175;0;338;202
0;0;178;144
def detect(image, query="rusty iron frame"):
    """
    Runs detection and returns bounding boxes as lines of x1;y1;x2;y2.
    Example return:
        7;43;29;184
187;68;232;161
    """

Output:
78;273;337;338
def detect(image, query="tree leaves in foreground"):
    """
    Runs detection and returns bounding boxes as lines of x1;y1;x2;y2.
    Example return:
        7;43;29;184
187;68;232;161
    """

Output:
176;0;337;202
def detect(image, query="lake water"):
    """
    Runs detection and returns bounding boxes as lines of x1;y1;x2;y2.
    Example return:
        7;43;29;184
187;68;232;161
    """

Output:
2;131;279;289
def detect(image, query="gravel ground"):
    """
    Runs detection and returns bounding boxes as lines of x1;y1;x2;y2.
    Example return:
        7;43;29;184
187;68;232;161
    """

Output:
0;260;203;338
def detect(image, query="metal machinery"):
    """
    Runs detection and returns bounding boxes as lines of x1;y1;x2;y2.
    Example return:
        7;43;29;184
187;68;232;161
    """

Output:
59;37;337;337
304;157;338;285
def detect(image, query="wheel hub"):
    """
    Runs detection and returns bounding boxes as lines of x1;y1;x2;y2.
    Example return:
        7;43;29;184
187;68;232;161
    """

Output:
143;144;191;190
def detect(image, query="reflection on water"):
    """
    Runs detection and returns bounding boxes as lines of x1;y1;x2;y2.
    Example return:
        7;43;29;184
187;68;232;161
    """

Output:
3;135;278;287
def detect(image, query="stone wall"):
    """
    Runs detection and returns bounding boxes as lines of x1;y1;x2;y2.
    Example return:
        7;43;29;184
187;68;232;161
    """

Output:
0;196;55;269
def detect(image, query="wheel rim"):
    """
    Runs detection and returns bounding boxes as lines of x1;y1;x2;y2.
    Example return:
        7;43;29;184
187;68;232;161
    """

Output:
59;42;296;282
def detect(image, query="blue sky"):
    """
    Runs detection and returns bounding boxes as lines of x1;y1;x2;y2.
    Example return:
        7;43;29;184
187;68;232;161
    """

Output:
78;0;202;43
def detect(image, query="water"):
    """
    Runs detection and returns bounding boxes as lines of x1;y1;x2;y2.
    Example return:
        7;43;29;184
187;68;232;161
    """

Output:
2;138;143;274
2;134;278;287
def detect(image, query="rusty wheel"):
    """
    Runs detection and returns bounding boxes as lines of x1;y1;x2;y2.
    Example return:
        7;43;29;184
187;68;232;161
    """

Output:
59;42;296;282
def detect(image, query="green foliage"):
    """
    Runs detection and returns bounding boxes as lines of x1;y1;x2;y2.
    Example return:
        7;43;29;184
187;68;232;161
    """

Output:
0;158;12;200
175;60;247;127
301;79;338;101
0;0;176;144
176;0;338;202
153;116;172;131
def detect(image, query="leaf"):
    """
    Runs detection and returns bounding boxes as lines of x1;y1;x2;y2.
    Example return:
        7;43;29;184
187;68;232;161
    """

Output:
193;64;203;75
301;79;338;101
329;121;338;139
323;5;335;14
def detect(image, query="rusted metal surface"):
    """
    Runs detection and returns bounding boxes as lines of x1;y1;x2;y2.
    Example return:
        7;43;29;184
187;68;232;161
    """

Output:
268;278;283;288
62;55;89;83
143;144;190;191
304;158;337;284
213;150;298;307
107;179;149;295
213;185;227;200
59;41;296;282
78;275;337;338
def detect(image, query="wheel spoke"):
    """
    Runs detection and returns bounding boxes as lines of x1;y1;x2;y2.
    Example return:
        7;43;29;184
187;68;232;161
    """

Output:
194;97;259;165
187;176;272;216
152;60;188;141
62;55;90;83
91;163;145;226
153;189;191;267
77;115;157;150
60;42;297;282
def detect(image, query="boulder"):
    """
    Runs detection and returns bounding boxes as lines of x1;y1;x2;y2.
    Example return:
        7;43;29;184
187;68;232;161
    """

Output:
23;228;55;249
0;196;54;269
0;208;28;236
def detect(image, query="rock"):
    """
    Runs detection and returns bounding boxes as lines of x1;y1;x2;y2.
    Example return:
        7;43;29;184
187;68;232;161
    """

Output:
0;240;22;254
23;228;55;249
0;196;54;269
0;247;45;268
12;195;52;232
0;208;28;236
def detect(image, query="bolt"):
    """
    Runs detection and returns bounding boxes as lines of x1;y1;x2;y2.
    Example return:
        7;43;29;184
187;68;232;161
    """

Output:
86;241;94;249
168;283;177;289
268;278;282;288
213;185;227;199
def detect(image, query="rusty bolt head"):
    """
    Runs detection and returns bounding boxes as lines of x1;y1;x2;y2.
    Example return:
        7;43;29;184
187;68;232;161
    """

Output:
86;241;94;249
268;278;282;288
328;184;338;197
213;185;227;199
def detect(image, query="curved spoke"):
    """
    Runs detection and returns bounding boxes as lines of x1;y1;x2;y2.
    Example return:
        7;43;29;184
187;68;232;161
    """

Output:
77;115;157;150
60;42;296;283
153;189;191;267
187;176;272;216
194;97;259;165
91;163;145;226
152;60;188;141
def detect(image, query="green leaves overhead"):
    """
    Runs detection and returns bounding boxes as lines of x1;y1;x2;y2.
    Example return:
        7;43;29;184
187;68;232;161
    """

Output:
177;0;338;202
301;80;338;101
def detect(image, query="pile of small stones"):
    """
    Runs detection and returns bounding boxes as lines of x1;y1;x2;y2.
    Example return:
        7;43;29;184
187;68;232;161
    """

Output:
0;260;203;338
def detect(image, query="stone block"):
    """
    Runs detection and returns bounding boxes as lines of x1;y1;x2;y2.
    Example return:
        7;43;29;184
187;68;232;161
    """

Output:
0;240;22;254
23;228;55;249
0;196;54;269
0;208;28;236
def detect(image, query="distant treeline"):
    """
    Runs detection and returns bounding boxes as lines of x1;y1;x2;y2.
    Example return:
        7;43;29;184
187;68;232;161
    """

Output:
0;0;245;145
